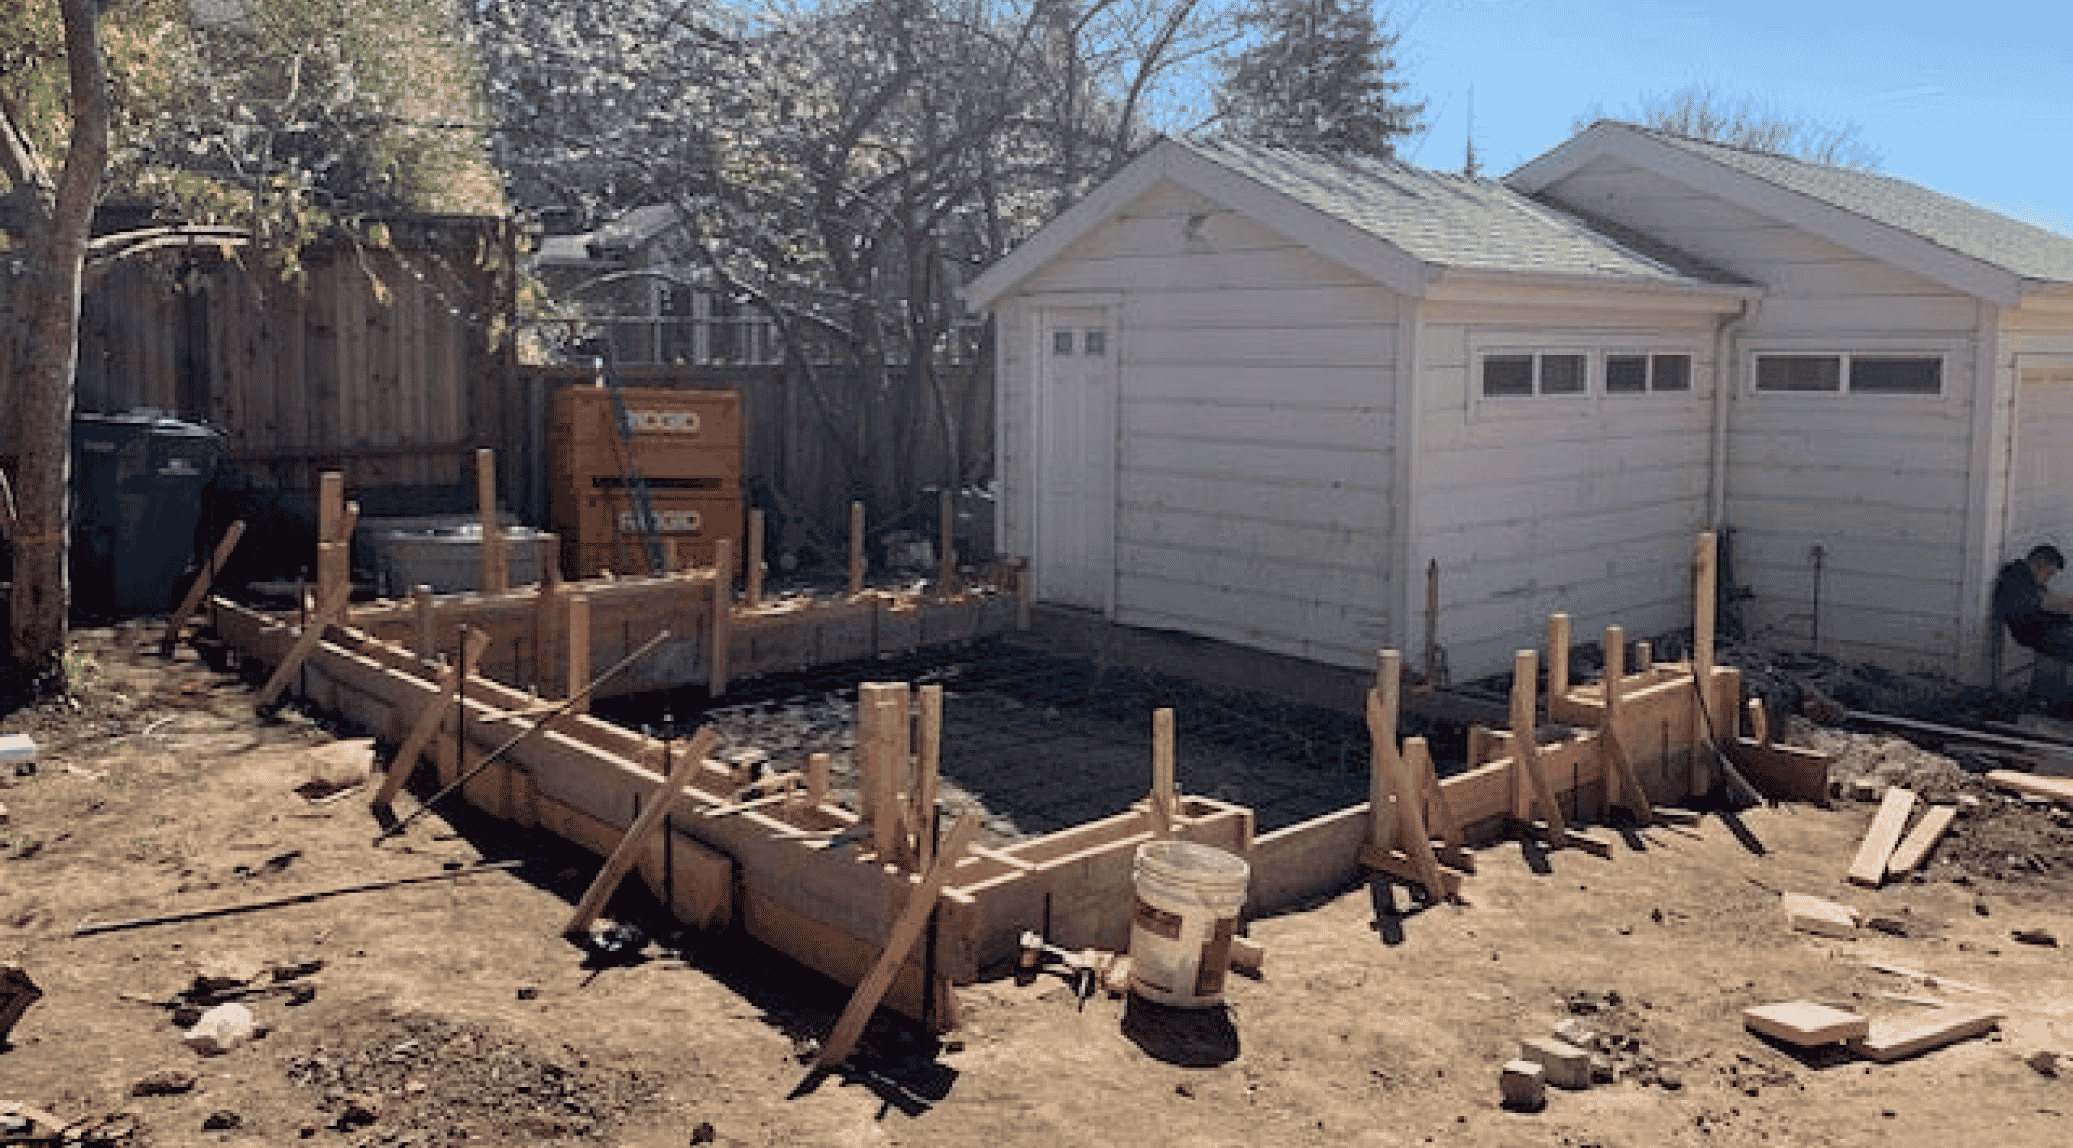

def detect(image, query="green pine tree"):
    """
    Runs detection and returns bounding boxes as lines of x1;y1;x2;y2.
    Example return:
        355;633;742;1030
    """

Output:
1215;0;1423;158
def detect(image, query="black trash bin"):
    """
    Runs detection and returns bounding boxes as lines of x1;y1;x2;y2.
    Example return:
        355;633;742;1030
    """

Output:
71;411;224;617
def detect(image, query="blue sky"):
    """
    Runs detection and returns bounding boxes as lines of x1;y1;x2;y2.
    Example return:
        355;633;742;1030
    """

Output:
1379;0;2073;237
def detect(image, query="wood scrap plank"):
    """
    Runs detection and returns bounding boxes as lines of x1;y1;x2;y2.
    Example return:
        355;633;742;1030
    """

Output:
1847;1008;2003;1062
710;538;732;696
1886;805;1959;874
1149;707;1176;839
161;520;245;655
914;685;943;870
1743;1001;1868;1046
564;726;720;936
816;812;979;1068
1985;769;2073;804
1847;787;1918;887
373;628;493;810
1508;650;1568;847
1368;683;1448;901
254;579;354;710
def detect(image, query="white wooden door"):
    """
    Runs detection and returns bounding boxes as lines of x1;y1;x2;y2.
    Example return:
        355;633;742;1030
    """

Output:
2009;366;2073;555
1034;308;1116;611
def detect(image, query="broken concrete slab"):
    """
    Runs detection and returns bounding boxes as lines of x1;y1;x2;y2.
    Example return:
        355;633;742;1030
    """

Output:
1781;893;1860;939
1743;1002;1870;1047
1519;1036;1592;1089
1847;1008;2004;1062
1499;1059;1546;1111
183;1002;255;1055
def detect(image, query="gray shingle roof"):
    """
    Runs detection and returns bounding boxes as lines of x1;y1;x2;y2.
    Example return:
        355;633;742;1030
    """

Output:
1177;137;1749;287
1624;125;2073;285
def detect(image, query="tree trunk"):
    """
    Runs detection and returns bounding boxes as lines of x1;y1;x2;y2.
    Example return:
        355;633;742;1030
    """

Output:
6;0;110;685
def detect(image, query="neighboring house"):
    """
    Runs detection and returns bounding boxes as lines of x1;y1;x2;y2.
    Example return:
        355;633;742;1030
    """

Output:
533;205;782;367
962;125;2073;683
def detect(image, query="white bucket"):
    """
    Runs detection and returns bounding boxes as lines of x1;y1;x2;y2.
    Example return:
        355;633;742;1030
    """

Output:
1127;840;1251;1008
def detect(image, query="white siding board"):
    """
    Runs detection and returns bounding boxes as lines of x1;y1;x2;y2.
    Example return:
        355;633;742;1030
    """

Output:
1117;541;1388;609
1123;326;1389;366
1752;297;1980;334
1026;246;1370;296
1115;574;1386;668
1122;469;1383;528
1124;286;1395;329
1125;363;1392;406
1122;399;1385;449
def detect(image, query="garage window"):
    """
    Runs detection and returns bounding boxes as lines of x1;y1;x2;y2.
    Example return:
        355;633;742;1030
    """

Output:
1755;353;1942;395
1481;351;1588;398
1606;353;1692;394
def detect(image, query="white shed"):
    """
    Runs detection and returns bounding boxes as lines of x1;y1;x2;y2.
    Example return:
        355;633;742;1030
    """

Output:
965;128;2073;683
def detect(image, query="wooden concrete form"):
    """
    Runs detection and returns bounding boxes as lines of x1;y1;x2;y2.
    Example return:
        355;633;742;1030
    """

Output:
312;568;1016;705
215;600;1247;1029
214;529;1830;1033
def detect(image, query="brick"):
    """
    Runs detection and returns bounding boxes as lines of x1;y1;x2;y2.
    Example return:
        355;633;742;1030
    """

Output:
1743;1001;1869;1047
1519;1036;1591;1089
1782;892;1860;938
1499;1059;1546;1110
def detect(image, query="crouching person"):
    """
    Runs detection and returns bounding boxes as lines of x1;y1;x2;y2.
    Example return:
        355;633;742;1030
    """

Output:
1995;544;2073;713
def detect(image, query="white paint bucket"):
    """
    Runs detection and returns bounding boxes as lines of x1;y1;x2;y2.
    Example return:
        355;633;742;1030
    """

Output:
1127;840;1250;1008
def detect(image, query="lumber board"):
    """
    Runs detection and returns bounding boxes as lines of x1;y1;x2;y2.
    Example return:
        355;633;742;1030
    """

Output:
375;629;493;808
1885;805;1958;875
1847;787;1918;887
254;581;354;709
1986;769;2073;804
1846;1008;2003;1062
1729;739;1832;805
565;727;720;935
816;813;979;1066
1744;1001;1869;1046
1244;802;1372;917
161;520;245;654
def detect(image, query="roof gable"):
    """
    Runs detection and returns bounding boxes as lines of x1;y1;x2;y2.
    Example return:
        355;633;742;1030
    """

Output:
963;137;1751;309
1510;122;2073;306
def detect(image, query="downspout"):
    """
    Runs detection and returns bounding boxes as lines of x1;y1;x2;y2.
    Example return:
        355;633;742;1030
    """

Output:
1707;299;1755;528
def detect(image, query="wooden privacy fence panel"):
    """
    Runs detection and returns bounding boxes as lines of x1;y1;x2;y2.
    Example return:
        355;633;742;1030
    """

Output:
0;218;517;514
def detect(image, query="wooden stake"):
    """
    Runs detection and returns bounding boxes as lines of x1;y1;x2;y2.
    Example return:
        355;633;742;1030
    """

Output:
1368;650;1401;850
914;685;943;871
413;584;436;664
848;501;866;597
937;488;957;595
477;448;509;596
1635;641;1653;675
814;811;979;1070
806;752;832;808
745;508;765;608
1747;697;1771;748
564;726;720;936
1465;725;1493;769
160;520;245;656
565;592;591;716
532;580;560;694
1406;736;1469;868
1600;625;1655;826
1150;707;1177;839
710;538;732;697
1367;690;1450;901
1509;650;1568;847
1547;613;1571;700
859;682;911;862
317;473;347;607
373;628;493;810
1692;531;1718;793
255;579;353;710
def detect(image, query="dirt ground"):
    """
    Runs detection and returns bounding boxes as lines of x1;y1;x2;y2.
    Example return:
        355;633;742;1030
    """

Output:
3;627;2071;1147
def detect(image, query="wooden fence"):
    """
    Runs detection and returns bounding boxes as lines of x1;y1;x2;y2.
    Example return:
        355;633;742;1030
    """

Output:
1;216;995;577
0;216;518;518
